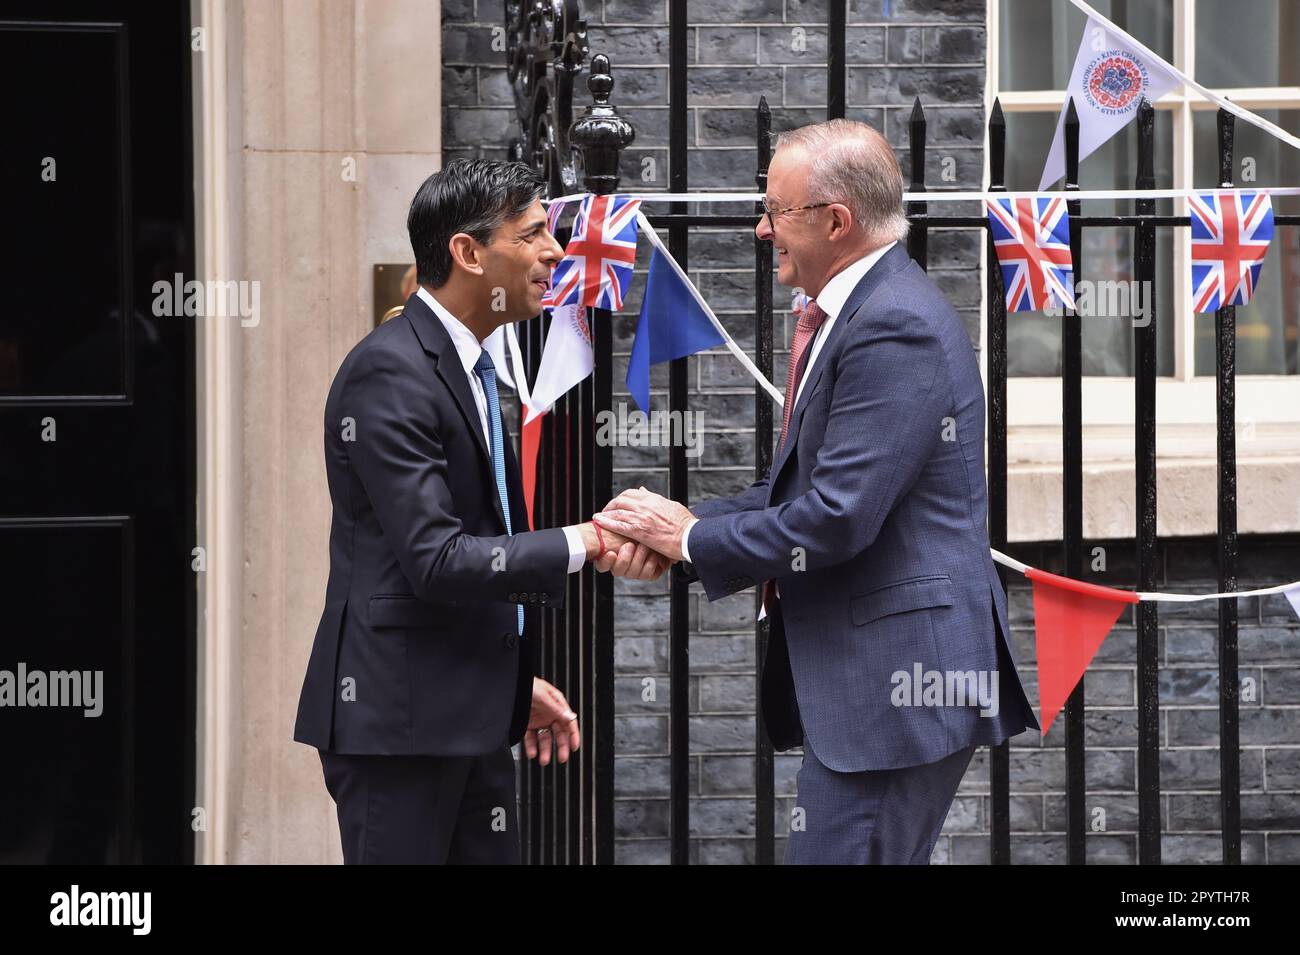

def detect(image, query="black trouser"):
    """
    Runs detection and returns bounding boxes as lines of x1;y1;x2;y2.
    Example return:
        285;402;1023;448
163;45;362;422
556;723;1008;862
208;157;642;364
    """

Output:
319;748;519;864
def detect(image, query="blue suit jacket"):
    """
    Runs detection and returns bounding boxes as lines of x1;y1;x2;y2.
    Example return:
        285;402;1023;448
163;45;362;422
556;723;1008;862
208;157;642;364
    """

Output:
687;244;1039;772
293;292;570;756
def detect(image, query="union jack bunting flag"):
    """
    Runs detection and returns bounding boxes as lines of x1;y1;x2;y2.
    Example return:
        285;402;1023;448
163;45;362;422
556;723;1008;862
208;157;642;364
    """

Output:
541;194;642;311
545;197;570;236
987;196;1077;312
1189;190;1274;313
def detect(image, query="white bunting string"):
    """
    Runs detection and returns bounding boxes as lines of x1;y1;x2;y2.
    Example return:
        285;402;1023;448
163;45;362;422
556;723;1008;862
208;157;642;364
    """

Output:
990;549;1031;576
548;187;1300;208
991;548;1300;603
537;187;1300;413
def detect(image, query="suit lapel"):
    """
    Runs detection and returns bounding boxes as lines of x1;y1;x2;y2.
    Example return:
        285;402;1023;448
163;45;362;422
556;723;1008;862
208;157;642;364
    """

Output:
402;292;508;530
766;244;914;497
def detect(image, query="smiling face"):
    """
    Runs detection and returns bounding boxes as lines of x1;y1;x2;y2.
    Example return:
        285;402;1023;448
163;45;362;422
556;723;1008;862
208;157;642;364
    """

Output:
754;145;842;298
477;198;564;325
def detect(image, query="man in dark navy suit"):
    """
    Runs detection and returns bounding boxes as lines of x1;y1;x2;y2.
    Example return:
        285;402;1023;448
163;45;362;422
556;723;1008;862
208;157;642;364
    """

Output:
294;159;667;864
596;120;1040;864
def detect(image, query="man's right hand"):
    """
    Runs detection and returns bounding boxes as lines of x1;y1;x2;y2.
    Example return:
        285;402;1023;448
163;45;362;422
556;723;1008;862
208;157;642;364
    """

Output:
571;522;670;581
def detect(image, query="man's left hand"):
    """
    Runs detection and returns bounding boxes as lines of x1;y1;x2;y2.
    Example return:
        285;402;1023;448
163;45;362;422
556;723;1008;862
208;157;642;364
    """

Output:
524;677;580;766
592;487;694;562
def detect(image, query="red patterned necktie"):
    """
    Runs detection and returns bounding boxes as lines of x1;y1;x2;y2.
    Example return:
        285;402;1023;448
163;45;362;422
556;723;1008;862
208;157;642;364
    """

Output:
777;299;828;453
764;298;829;613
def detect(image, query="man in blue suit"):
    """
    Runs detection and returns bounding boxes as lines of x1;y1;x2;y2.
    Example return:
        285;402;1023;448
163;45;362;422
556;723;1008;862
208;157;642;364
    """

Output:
595;120;1039;864
294;159;666;864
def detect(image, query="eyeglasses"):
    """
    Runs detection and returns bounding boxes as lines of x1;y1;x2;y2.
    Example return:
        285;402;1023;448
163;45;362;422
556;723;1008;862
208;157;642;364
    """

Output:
760;198;833;220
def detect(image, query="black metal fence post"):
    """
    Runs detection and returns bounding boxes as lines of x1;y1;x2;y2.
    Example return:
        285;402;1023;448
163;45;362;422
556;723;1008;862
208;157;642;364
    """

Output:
754;96;776;865
986;98;1012;866
827;0;846;120
579;270;597;865
1133;97;1162;864
1063;97;1087;865
666;0;691;867
565;305;580;864
908;99;928;269
569;54;633;865
1214;107;1243;865
521;270;547;867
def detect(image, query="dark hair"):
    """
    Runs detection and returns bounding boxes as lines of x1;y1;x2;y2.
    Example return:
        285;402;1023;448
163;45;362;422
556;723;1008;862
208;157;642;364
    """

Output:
407;158;546;287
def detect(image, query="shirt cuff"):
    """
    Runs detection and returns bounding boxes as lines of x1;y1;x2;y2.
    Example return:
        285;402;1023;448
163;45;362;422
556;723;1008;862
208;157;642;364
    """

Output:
680;517;699;563
561;524;587;574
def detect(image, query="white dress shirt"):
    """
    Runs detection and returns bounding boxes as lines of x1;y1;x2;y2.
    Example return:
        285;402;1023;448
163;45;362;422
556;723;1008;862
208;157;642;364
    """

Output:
417;287;586;573
679;241;897;574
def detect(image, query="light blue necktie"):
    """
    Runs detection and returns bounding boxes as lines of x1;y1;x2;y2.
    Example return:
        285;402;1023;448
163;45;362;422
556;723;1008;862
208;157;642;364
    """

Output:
473;349;525;637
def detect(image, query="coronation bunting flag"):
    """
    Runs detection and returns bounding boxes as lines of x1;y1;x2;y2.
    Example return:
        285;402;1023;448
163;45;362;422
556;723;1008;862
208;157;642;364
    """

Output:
1039;12;1181;190
545;197;571;237
627;244;726;412
987;196;1077;312
541;194;641;311
1189;190;1274;313
1285;584;1300;621
1027;568;1139;734
525;303;594;425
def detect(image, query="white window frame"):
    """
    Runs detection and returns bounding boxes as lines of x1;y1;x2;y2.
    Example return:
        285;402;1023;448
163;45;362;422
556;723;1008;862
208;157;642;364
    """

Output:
983;0;1300;430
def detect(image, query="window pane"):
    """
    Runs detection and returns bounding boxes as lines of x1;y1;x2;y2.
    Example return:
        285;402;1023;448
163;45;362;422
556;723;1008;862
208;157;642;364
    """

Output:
1195;0;1300;89
999;0;1174;93
1004;110;1175;377
1191;109;1300;376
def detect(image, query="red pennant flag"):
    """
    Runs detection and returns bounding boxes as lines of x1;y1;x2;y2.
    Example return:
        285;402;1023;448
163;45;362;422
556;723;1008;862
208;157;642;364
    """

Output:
520;412;544;532
1027;567;1140;735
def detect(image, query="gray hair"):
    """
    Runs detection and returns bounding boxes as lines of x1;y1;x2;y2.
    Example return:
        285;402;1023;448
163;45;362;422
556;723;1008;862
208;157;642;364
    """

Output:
772;119;910;245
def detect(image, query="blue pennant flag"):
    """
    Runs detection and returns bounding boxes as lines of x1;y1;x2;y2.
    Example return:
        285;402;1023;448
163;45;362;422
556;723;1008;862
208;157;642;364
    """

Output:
627;247;726;411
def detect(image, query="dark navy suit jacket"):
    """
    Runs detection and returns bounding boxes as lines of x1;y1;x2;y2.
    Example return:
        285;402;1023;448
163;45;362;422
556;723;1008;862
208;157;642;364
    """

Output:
686;244;1040;772
294;292;569;756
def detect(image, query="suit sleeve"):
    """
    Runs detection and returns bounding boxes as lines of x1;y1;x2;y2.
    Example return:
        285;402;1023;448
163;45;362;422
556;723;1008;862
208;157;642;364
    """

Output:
690;475;771;519
342;344;570;607
672;474;771;584
687;296;951;602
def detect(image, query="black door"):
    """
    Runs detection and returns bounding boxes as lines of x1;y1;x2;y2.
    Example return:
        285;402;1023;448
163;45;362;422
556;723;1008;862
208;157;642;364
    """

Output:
0;1;195;863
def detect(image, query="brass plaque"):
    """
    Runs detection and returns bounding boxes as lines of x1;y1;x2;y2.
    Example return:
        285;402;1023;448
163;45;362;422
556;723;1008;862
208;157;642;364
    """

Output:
373;263;417;327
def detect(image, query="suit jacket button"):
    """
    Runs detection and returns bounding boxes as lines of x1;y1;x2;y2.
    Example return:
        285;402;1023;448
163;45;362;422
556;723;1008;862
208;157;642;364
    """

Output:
508;592;518;601
505;633;517;649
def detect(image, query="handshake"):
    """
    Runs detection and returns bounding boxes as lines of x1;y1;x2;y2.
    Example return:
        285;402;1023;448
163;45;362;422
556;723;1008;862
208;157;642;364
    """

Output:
569;487;696;581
